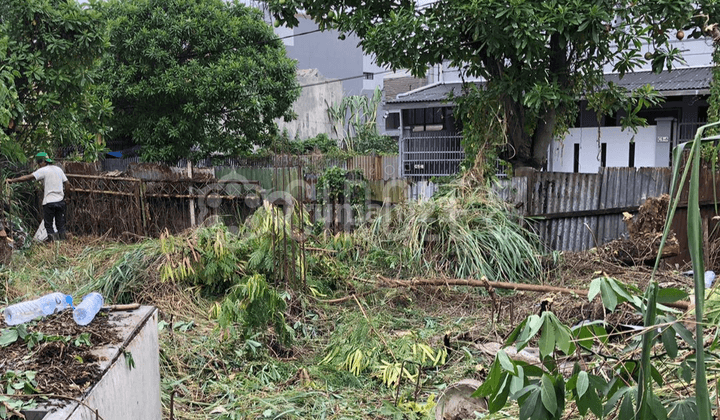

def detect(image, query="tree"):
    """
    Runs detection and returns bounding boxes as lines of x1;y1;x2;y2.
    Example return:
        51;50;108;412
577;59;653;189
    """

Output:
0;0;110;161
268;0;702;169
94;0;301;162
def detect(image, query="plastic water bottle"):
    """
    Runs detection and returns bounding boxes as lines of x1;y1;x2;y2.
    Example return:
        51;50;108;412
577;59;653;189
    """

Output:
3;293;73;325
4;300;45;325
73;292;104;326
40;293;72;315
706;271;716;289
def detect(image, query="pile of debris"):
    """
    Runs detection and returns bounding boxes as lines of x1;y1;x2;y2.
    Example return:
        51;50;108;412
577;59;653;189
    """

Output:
603;194;679;264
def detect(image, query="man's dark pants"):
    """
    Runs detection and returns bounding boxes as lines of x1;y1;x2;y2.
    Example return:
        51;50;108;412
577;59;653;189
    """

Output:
43;200;66;241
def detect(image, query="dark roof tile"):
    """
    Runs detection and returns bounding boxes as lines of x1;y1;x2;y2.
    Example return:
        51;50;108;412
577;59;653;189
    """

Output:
387;66;713;104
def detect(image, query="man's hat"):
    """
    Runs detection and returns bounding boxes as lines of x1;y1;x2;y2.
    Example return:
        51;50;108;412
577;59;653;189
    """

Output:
45;158;53;163
35;152;48;159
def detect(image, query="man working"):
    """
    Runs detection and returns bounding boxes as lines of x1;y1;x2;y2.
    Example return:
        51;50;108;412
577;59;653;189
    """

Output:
7;152;69;241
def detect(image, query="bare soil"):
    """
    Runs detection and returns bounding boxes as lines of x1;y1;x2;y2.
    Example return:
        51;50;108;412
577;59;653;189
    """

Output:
0;310;122;397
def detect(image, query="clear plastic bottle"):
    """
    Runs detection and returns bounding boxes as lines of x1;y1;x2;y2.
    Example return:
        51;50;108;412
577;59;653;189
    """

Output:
40;292;72;315
73;292;104;326
4;299;45;325
706;271;716;289
3;293;72;325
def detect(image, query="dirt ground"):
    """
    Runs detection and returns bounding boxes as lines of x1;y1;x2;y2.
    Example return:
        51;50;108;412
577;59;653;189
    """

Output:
0;309;121;398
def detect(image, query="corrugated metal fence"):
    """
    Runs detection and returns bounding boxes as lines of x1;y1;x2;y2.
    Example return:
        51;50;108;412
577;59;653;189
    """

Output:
496;167;679;254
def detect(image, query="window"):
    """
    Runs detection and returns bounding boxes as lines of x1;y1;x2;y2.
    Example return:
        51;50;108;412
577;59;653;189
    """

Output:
600;143;607;168
363;72;374;80
628;142;635;168
402;107;451;131
385;113;400;130
573;144;580;173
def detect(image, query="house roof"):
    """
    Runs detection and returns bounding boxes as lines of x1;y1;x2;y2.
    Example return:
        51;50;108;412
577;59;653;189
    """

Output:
386;82;483;104
605;66;713;93
386;66;713;105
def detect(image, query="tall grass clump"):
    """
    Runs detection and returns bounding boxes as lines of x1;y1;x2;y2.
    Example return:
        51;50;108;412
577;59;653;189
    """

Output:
76;240;163;303
358;176;544;282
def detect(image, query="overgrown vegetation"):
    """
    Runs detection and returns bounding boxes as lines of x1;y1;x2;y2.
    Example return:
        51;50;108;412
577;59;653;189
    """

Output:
357;175;544;282
1;158;718;419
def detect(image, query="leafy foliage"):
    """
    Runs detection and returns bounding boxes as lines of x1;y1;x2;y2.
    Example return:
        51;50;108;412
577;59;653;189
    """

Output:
79;241;161;304
0;0;111;158
286;133;340;155
269;0;700;168
354;132;397;155
94;0;300;162
212;273;293;347
316;167;367;207
319;311;446;389
160;224;247;295
327;87;386;153
477;273;696;420
241;200;310;286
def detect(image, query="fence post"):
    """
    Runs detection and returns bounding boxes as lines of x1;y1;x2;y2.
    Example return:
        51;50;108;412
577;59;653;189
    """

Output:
187;161;196;227
140;180;149;236
134;180;143;236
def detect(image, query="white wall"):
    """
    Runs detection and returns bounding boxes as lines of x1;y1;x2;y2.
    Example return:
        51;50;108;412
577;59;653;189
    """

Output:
276;69;344;140
549;126;658;173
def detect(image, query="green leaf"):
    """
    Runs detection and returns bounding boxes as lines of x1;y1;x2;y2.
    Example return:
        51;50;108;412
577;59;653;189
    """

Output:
651;364;664;387
618;392;635;420
593;324;610;344
517;386;540;420
649;393;668;420
505;317;527;346
573;324;594;348
509;365;525;395
600;280;618;311
576;371;589;398
487;373;511;413
671;322;695;348
553;321;573;355
538;316;555;359
588;278;602;301
604;386;631;417
677;361;692;383
474;358;502;398
0;330;18;347
497;350;517;374
540;374;557;414
656;288;688;304
669;398;698;420
661;327;678;359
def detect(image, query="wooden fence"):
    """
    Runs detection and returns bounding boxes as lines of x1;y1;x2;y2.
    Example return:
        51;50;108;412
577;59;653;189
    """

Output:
63;156;409;238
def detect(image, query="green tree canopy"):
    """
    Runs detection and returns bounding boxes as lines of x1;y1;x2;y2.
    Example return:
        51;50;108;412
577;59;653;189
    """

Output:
269;0;705;169
0;0;110;161
95;0;301;162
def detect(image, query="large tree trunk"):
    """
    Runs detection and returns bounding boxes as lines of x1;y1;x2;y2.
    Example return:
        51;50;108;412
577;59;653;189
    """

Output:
503;97;537;168
506;33;569;171
532;107;557;170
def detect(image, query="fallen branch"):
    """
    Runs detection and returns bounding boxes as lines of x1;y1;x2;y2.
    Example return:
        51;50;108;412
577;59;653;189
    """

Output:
101;303;141;312
376;275;692;311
